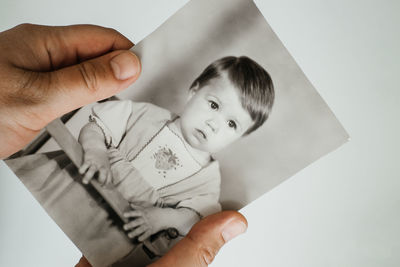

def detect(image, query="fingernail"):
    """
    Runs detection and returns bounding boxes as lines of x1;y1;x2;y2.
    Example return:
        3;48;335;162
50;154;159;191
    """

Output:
222;220;247;243
110;51;141;80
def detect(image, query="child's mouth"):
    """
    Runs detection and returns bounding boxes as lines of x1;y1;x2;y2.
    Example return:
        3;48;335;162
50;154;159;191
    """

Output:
195;129;207;141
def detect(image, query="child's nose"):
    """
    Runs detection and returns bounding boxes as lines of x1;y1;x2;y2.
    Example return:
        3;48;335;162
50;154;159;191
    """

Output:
206;119;219;133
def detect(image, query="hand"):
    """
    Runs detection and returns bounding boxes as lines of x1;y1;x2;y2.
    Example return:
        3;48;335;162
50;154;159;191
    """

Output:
0;24;141;159
123;203;168;242
0;24;248;267
79;148;111;185
76;211;248;267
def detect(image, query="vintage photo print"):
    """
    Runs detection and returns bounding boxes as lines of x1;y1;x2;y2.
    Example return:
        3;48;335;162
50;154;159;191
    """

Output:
5;0;349;266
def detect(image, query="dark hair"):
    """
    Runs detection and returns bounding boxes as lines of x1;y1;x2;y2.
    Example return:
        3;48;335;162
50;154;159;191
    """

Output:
190;56;274;134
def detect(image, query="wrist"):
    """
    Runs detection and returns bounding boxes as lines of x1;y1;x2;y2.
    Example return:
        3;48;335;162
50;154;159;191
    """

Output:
83;146;107;154
153;207;173;231
79;122;107;151
157;207;197;235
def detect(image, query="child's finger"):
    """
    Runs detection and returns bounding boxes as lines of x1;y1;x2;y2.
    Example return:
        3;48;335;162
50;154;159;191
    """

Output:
123;210;143;219
123;218;145;231
127;225;147;239
98;168;107;185
137;230;152;242
79;161;90;174
82;165;97;184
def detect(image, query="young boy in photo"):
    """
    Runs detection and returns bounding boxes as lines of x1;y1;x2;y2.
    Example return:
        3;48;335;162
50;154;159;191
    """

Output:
6;56;274;266
79;56;275;242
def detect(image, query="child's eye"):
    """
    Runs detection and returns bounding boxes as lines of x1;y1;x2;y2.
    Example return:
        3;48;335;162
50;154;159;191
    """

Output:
228;120;237;129
209;101;219;110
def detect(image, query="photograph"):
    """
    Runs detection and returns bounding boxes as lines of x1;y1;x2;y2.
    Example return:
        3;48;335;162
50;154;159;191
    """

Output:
5;0;348;266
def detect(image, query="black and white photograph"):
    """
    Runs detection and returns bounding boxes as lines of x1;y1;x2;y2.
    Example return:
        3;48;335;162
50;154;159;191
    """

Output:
4;0;348;266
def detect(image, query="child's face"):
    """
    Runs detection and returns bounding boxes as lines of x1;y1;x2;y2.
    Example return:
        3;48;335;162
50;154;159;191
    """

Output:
179;75;253;154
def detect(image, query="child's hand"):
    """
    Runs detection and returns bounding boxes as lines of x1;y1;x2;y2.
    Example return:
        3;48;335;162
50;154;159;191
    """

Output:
123;203;169;242
79;148;111;185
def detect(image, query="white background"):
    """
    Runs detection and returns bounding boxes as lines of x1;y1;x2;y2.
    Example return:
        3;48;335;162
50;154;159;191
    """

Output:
0;0;399;266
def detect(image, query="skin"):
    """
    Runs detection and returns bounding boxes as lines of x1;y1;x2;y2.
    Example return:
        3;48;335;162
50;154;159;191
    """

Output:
0;23;140;158
178;73;253;155
123;203;200;241
0;24;247;267
78;122;112;185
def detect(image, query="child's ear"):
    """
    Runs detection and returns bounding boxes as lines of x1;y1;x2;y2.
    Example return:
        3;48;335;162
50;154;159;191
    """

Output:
187;82;200;101
187;89;196;101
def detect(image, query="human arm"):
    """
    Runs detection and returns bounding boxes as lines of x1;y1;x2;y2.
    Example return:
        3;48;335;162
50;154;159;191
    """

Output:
76;99;140;185
123;204;201;241
78;122;111;185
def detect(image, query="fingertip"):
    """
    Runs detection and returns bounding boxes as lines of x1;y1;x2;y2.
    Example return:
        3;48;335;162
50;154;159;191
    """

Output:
98;171;106;185
114;35;134;50
104;27;134;50
79;161;90;174
78;166;85;174
75;256;91;267
222;210;248;228
138;234;147;242
110;51;141;80
221;219;247;243
207;211;248;242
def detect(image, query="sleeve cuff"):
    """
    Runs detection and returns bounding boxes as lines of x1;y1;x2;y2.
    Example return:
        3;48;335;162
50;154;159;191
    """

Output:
89;114;113;147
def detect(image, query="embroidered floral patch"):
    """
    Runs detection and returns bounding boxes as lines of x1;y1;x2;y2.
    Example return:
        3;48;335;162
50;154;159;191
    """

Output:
152;146;182;178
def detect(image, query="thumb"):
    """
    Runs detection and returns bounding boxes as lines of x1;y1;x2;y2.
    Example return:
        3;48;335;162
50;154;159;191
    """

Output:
44;50;141;121
150;211;248;267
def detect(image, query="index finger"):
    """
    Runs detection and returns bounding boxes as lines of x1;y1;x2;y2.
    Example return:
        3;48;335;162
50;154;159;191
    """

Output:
82;165;98;184
4;24;134;71
54;24;134;64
